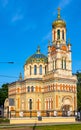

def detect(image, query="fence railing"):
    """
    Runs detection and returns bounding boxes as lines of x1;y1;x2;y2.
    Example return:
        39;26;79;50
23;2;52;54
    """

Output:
4;110;78;118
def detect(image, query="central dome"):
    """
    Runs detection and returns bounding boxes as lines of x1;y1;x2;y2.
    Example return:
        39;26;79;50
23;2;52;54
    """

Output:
25;46;48;64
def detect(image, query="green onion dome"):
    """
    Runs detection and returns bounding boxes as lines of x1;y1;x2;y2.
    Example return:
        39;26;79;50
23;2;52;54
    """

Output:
25;46;48;64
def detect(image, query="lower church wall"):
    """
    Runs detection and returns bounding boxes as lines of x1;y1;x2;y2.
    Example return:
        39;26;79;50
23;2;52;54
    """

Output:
10;116;76;124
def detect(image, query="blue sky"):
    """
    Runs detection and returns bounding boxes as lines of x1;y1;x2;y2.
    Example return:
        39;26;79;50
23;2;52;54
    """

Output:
0;0;81;86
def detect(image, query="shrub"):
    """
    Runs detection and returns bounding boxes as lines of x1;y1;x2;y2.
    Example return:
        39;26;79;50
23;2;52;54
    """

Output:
0;118;9;123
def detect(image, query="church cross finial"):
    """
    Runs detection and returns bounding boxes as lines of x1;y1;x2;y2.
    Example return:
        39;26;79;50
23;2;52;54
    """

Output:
68;38;70;44
48;40;51;46
37;45;40;54
19;72;22;81
57;8;61;19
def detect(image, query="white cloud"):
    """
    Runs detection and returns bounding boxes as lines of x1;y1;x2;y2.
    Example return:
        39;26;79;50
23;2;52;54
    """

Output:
1;0;9;8
24;23;37;31
42;31;51;42
11;13;24;23
53;0;72;15
58;0;72;9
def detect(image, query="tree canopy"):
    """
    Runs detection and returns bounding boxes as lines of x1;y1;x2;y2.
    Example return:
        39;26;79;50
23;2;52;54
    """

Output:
0;83;8;107
76;71;81;111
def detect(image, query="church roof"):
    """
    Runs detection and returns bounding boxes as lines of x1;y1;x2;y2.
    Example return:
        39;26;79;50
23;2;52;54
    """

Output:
25;46;48;64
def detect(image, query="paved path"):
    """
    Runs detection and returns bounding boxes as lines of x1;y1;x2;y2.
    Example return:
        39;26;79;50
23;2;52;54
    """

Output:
0;128;33;130
0;121;81;130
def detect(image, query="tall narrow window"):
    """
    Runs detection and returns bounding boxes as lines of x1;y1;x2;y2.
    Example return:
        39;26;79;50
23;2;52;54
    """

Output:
45;99;48;110
62;58;66;69
17;98;20;109
51;99;53;109
30;66;31;75
57;29;60;40
29;99;32;110
34;65;37;75
48;86;50;91
31;86;34;92
36;99;41;110
54;30;56;40
0;111;1;116
56;95;58;108
45;98;53;110
53;60;56;70
22;99;24;109
62;30;64;40
27;86;30;92
39;65;42;75
62;58;63;69
53;61;54;70
45;66;47;74
64;59;66;69
55;60;56;69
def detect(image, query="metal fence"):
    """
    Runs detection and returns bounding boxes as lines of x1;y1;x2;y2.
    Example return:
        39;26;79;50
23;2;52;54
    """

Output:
4;110;77;118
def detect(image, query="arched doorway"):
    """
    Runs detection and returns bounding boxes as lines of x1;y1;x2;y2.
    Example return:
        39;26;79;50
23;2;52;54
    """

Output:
62;105;70;111
62;97;72;116
4;98;9;118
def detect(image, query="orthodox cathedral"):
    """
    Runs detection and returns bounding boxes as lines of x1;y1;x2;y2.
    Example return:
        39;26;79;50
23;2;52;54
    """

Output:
4;8;77;117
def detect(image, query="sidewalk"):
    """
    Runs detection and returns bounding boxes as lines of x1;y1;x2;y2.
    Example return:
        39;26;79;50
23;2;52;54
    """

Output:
0;121;81;129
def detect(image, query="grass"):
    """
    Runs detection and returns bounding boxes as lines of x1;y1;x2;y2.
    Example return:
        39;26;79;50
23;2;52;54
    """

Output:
36;124;81;130
0;124;81;130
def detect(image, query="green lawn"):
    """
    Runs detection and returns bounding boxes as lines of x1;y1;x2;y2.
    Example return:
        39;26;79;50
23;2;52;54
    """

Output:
35;124;81;130
0;124;81;130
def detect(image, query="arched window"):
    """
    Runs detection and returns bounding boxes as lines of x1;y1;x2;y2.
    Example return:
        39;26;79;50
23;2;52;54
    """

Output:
57;29;60;40
31;86;34;92
62;30;64;40
34;65;37;75
27;86;30;92
30;66;31;75
29;99;32;110
39;65;42;75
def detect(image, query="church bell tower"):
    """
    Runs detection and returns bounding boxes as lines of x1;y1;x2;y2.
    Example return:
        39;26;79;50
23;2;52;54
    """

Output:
48;8;72;76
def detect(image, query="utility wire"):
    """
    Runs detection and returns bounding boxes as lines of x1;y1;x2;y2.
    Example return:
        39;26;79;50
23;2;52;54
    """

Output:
0;62;14;64
0;75;18;78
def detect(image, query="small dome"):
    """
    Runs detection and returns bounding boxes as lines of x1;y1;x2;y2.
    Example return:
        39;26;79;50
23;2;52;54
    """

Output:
25;46;48;64
52;8;66;28
52;19;66;28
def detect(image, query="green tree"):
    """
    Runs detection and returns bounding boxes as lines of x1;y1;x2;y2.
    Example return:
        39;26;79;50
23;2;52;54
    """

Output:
0;83;8;107
76;71;81;111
